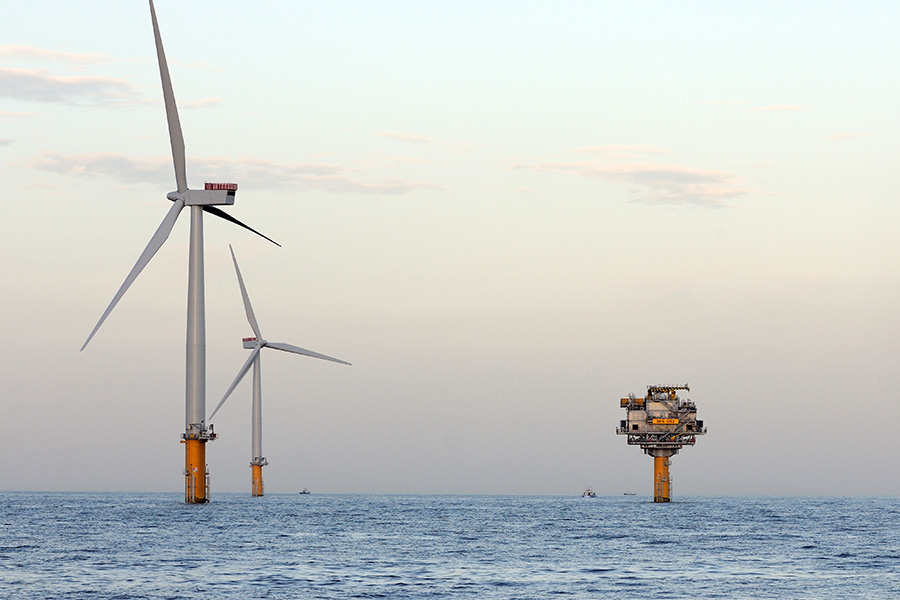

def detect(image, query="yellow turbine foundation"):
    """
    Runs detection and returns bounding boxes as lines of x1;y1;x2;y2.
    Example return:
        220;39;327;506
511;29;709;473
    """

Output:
184;439;209;503
654;456;671;502
251;464;264;497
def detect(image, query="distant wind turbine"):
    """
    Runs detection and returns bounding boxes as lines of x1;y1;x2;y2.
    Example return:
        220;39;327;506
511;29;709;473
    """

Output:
210;245;350;497
209;244;350;496
81;0;278;504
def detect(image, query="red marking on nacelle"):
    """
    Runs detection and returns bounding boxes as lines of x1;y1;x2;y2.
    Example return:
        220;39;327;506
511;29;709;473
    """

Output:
205;182;238;190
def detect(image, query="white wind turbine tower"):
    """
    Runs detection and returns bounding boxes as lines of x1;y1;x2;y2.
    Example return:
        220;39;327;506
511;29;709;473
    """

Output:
81;0;278;503
209;245;350;496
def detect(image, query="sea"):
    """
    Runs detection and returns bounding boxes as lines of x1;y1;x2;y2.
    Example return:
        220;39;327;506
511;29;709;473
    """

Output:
2;493;898;599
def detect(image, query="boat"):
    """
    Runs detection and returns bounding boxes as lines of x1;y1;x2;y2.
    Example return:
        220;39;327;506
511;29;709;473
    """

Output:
582;487;596;498
623;491;636;496
299;488;310;495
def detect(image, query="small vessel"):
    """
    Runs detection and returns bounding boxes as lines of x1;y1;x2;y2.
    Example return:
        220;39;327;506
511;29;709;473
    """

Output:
299;488;310;495
623;491;636;496
582;487;596;498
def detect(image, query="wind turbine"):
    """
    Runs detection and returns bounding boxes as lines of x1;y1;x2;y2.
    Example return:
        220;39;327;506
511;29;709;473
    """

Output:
210;245;350;496
81;0;278;503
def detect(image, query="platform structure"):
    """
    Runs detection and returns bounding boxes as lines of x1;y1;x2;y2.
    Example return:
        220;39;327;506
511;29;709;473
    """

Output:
616;385;706;502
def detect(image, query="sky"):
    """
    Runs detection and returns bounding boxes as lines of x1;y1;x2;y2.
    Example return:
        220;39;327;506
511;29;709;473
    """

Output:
1;0;898;497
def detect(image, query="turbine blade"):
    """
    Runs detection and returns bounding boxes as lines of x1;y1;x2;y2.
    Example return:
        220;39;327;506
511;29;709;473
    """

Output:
229;244;262;339
209;344;262;420
266;342;351;366
149;0;187;193
203;206;280;247
81;199;185;351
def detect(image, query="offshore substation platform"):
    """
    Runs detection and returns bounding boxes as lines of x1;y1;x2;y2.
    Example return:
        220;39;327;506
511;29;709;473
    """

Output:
616;384;706;502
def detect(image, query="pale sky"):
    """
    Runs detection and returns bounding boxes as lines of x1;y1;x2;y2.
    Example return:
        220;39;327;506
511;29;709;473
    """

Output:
1;0;898;496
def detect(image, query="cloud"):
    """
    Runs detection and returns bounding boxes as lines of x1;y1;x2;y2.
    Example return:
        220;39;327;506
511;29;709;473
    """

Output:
705;99;751;106
0;110;32;121
170;60;220;73
574;145;672;159
27;152;170;183
0;67;138;105
828;132;866;142
377;131;430;144
513;160;747;207
706;100;808;113
751;105;807;112
24;151;437;195
0;45;117;69
753;160;782;169
22;181;56;191
181;98;222;110
358;154;433;171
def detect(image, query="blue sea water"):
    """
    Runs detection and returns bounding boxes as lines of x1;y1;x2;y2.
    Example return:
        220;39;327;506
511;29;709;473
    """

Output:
2;493;898;599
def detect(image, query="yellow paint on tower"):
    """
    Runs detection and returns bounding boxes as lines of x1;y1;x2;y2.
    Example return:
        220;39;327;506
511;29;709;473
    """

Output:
251;464;264;497
184;439;208;503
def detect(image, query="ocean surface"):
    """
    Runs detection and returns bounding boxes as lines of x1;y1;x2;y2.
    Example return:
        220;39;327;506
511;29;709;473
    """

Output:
2;493;898;599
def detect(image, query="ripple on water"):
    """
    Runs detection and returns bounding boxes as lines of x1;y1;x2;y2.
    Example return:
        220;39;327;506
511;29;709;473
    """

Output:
2;494;899;599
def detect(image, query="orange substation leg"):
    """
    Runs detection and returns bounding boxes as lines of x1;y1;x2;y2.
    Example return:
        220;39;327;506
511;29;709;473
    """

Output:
654;455;671;502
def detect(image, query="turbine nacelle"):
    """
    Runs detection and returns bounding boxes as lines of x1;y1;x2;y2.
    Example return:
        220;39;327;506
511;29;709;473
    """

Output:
167;183;237;206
